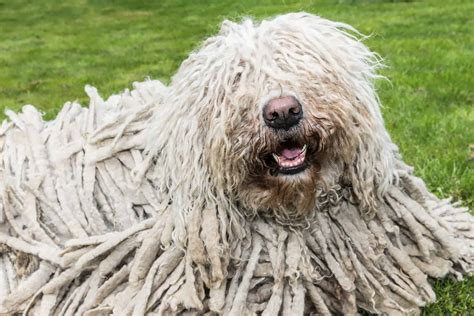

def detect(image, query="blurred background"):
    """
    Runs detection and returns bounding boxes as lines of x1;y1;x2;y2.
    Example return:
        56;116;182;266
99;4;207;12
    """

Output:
0;0;472;313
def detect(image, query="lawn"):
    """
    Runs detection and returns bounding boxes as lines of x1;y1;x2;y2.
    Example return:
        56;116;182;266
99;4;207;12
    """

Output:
0;0;472;314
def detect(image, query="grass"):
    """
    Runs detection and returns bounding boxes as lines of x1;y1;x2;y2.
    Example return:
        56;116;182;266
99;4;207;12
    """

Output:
0;0;472;314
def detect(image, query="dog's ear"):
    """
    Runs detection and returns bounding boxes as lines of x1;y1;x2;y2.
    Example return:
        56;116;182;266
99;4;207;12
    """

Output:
346;114;398;213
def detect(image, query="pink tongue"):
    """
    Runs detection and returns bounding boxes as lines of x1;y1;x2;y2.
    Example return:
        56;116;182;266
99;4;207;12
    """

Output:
281;148;302;160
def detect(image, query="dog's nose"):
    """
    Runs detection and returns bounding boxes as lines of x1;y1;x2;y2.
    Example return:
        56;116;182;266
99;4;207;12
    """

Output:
263;96;302;129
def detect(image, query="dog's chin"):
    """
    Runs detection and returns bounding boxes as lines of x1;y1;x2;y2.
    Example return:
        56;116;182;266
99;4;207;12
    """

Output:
239;130;323;216
240;160;320;217
272;164;313;182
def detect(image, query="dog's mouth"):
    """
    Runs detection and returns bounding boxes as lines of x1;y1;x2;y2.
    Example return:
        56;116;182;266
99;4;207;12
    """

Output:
268;142;308;175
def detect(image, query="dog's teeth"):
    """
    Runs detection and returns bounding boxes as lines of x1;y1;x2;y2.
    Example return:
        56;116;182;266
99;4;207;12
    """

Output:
272;153;280;164
302;144;307;152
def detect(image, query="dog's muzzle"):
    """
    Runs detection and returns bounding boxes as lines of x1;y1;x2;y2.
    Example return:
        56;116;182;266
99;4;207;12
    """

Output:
263;96;309;175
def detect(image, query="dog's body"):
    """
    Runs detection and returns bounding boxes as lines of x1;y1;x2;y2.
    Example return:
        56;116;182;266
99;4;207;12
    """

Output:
0;13;472;315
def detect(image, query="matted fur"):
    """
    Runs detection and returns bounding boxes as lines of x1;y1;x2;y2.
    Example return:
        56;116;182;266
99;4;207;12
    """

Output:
0;13;472;315
146;13;396;225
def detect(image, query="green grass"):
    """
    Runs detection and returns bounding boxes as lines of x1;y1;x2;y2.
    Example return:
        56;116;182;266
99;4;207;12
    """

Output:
0;0;472;314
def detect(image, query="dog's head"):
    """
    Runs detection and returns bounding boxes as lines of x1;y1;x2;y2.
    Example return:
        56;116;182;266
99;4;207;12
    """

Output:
148;13;396;221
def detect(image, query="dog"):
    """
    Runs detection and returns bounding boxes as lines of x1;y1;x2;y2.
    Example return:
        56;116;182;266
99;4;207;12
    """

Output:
0;12;472;315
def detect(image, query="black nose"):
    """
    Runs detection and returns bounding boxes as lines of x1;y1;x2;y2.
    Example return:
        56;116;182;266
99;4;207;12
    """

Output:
263;96;303;129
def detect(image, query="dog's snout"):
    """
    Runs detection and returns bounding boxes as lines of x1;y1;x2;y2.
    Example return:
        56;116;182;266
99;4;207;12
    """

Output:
263;96;302;129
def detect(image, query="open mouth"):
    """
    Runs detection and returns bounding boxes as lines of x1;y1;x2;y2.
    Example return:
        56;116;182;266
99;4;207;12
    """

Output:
271;143;308;175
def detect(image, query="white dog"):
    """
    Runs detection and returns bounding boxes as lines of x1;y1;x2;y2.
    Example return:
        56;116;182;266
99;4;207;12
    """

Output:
0;12;472;315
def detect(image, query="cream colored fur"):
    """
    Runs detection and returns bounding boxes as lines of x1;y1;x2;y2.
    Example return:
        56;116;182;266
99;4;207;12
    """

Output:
0;13;472;315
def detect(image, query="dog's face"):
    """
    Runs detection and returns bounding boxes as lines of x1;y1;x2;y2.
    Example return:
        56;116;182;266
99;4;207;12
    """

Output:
154;13;395;220
226;80;352;219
